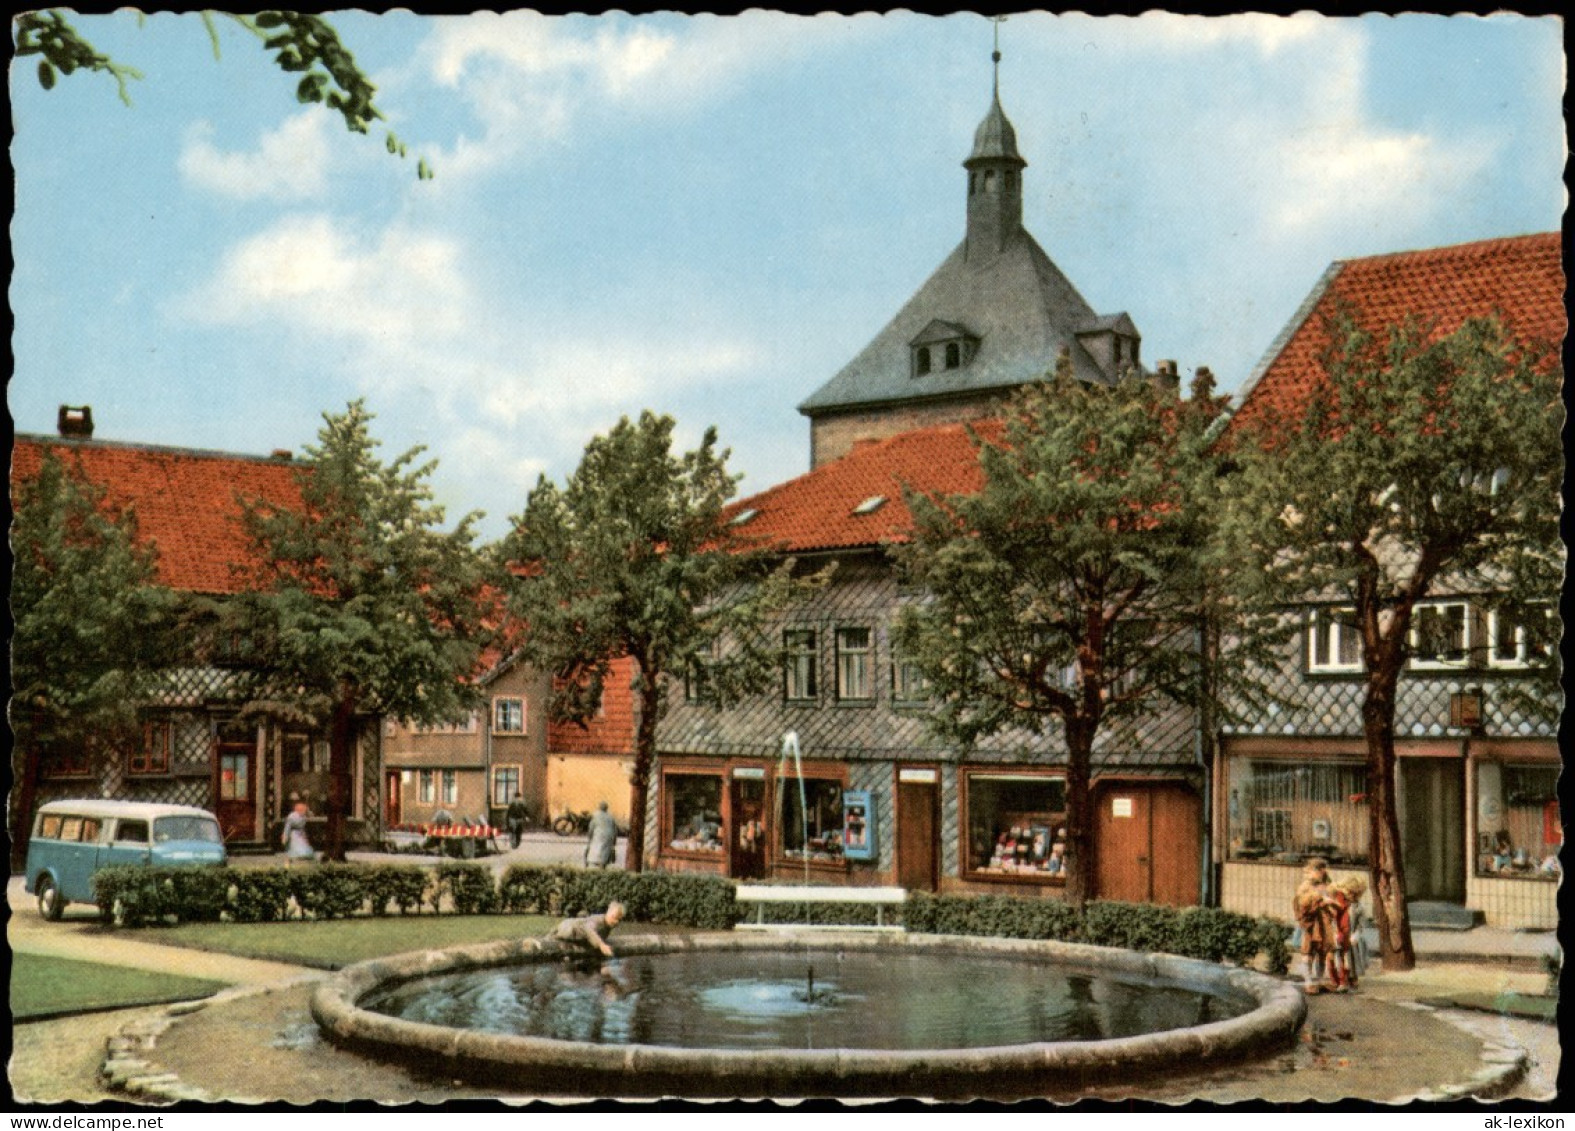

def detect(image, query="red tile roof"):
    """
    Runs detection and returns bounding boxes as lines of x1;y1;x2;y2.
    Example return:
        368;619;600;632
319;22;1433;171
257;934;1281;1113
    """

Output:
547;655;639;755
725;419;1000;554
1232;232;1565;431
11;436;305;595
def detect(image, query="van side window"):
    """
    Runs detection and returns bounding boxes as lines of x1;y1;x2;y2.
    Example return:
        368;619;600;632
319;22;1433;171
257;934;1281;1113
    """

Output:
80;818;102;842
39;815;64;839
116;820;150;844
60;817;84;842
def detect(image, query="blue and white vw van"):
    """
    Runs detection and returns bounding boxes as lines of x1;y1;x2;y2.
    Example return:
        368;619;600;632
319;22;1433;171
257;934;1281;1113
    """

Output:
24;799;227;920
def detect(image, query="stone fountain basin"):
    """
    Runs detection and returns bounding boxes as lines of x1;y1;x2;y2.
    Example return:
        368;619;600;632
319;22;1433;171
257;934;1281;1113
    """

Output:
310;931;1306;1099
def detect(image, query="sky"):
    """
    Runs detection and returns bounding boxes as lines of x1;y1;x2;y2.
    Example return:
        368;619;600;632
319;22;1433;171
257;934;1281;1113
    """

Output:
10;12;1566;541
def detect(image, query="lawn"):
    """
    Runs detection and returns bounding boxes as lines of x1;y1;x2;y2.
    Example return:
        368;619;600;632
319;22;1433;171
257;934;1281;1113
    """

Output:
11;953;229;1021
1420;991;1559;1023
135;914;558;969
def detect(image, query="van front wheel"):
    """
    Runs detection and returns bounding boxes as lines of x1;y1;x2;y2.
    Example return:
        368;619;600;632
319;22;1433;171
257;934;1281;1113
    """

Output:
36;876;65;921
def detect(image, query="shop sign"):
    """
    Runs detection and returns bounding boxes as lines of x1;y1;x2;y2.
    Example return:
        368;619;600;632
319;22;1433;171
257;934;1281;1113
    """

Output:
898;768;937;784
732;767;765;780
1111;797;1133;819
842;789;876;861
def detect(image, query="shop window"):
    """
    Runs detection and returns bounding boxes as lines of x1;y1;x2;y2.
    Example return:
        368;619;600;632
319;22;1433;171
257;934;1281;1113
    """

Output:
1475;763;1560;880
281;733;329;775
836;627;873;701
1409;601;1470;668
1308;607;1362;672
1225;759;1369;865
418;770;436;804
783;629;818;701
493;697;526;735
781;777;845;862
492;766;521;807
664;772;724;854
441;769;458;805
130;719;171;775
965;773;1067;878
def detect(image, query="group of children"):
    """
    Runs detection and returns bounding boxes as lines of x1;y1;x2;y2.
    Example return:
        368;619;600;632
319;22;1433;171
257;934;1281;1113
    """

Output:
1292;858;1368;994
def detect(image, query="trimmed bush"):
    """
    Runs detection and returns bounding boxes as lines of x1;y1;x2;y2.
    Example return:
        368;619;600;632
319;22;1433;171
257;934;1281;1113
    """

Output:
361;864;431;916
437;861;497;915
290;864;368;920
904;890;1288;971
93;867;178;927
498;864;568;915
168;867;231;923
231;869;294;923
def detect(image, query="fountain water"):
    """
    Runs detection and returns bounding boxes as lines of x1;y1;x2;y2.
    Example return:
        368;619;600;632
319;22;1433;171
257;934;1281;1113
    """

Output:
779;731;820;1006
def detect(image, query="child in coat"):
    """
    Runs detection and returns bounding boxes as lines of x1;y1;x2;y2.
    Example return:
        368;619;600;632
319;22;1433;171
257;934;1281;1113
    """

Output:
1292;858;1332;994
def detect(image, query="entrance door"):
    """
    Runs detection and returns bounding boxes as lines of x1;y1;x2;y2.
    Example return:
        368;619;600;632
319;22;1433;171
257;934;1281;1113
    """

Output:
1401;759;1465;902
729;777;767;880
385;772;403;826
1093;783;1202;906
215;734;258;842
896;771;939;891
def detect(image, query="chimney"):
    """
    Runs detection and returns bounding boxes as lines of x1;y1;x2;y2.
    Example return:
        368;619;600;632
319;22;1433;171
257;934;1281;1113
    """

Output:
1152;359;1180;395
57;405;94;439
271;449;293;461
1191;365;1217;401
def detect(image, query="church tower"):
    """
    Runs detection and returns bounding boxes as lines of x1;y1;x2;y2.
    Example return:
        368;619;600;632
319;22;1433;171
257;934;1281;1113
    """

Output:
798;40;1149;468
964;52;1026;262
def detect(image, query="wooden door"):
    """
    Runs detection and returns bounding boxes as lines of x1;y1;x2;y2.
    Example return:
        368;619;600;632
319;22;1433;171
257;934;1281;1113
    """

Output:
729;777;767;880
385;772;403;826
1093;783;1202;906
896;774;939;891
1401;759;1465;902
215;741;257;842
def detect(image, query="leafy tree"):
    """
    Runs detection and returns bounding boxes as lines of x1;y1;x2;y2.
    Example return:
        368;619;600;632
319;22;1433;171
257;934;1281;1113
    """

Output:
893;368;1273;910
500;411;818;872
1216;313;1563;972
231;401;491;860
13;10;433;179
9;450;174;868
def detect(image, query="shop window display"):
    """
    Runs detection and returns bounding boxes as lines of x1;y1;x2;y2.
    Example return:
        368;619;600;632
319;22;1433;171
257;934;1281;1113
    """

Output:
1475;763;1560;879
781;778;845;862
666;773;724;854
966;773;1067;879
1226;759;1369;865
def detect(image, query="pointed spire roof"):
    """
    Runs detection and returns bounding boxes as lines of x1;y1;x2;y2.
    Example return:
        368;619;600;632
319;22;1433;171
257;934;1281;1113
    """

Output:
967;87;1024;166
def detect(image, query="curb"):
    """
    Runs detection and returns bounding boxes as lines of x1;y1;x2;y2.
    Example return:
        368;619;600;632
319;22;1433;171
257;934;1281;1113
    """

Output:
98;978;320;1106
1389;1001;1530;1102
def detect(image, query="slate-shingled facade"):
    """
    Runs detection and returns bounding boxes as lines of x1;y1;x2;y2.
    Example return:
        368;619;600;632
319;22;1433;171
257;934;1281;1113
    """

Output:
1216;233;1564;930
11;426;383;857
651;424;1207;902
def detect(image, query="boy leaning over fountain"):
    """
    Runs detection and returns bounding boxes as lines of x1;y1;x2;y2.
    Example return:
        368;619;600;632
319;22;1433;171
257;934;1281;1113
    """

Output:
545;901;625;959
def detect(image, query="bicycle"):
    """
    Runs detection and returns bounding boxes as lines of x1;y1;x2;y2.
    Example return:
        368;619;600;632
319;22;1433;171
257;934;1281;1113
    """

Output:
552;809;593;837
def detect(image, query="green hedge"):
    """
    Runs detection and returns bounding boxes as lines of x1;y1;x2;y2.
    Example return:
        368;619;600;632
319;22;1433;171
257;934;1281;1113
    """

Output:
91;863;736;931
904;892;1289;972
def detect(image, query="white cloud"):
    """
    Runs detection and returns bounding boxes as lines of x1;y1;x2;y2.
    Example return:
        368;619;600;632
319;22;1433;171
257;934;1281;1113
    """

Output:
178;112;333;201
1112;11;1324;56
412;13;873;181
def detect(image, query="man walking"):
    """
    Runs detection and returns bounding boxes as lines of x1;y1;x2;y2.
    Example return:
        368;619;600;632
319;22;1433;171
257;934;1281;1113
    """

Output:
584;800;619;869
506;793;530;850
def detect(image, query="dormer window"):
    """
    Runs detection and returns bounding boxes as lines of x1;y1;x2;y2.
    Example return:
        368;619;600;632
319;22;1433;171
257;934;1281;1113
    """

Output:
910;319;979;379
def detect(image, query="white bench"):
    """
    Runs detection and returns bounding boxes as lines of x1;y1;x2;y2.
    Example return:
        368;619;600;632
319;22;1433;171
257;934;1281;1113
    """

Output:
734;884;907;931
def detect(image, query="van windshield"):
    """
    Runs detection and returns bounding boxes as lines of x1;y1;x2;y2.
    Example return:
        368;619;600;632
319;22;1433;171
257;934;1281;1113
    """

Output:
153;816;223;844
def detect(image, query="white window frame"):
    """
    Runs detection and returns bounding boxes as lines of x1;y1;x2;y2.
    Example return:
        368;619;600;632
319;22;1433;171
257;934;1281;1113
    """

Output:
418;770;435;804
835;626;874;701
1307;607;1363;673
492;697;526;735
440;769;458;805
1486;607;1550;670
491;765;522;807
783;628;818;702
1408;601;1472;670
